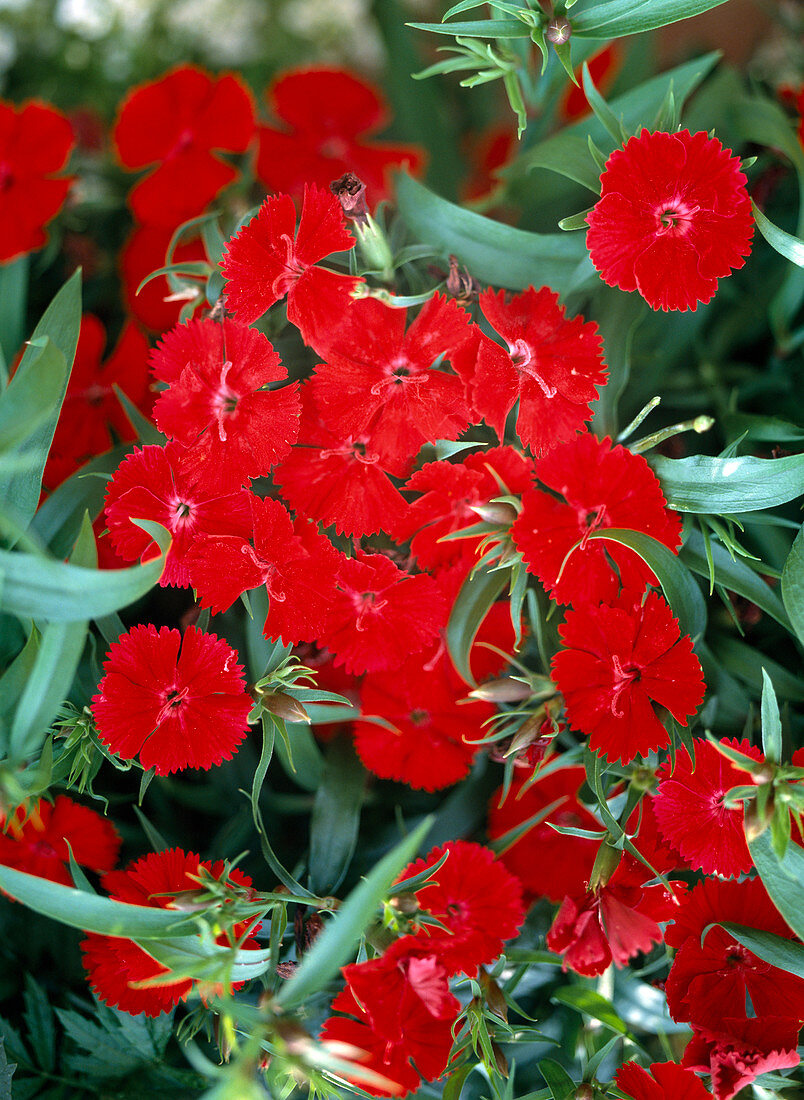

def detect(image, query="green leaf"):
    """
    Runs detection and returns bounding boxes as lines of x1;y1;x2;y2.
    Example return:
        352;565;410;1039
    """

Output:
395;173;592;295
272;718;325;792
309;737;366;896
712;636;804;703
407;19;529;37
136;261;211;295
538;1058;576;1100
0;254;28;369
581;61;625;143
550;987;629;1035
760;669;782;764
682;529;791;632
0;864;205;937
0;338;66;454
0;526;167;622
22;977;55;1074
113;385;164;446
8;513;94;761
652;452;804;513
446;564;508;685
276;817;433;1010
511;53;719;190
781;524;804;647
721;412;804;445
571;0;730;38
721;924;804;979
0;271;81;533
752;201;804;268
586;528;707;643
749;828;804;939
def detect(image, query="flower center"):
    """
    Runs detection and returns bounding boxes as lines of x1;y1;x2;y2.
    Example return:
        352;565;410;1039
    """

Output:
155;685;190;725
271;233;307;298
578;504;608;548
508;338;557;398
609;654;640;717
654;198;699;236
409;708;430;727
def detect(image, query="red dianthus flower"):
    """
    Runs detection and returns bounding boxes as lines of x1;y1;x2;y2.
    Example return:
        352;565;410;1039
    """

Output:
469;287;607;454
392;447;533;571
354;648;493;791
221;184;362;350
653;737;764;877
113;65;255;226
320;552;446;675
333;936;459;1083
255;67;424;206
586;129;754;312
0;796;120;886
551;589;705;764
0;99;74;263
310;294;476;478
81;848;258;1017
186;495;341;644
664;876;804;1027
546;853;683;977
103;441;253;588
399;841;525;975
511;433;682;607
487;767;602;905
91;625;253;774
151;318;300;489
274;384;409;537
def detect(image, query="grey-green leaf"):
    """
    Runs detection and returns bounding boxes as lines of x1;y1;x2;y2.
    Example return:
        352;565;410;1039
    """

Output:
395;172;592;294
652;452;804;513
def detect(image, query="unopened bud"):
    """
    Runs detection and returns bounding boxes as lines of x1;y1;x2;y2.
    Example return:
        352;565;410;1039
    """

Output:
275;962;297;979
469;500;519;525
330;172;369;226
491;1040;509;1078
262;692;311;725
751;762;776;785
391;892;419;915
469;677;533;703
546;18;571;44
480;971;508;1022
589;839;622;891
575;1086;595;1100
744;797;773;842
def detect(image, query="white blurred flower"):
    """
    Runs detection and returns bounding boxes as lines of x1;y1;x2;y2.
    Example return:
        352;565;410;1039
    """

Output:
55;0;114;39
280;0;385;70
0;26;17;69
